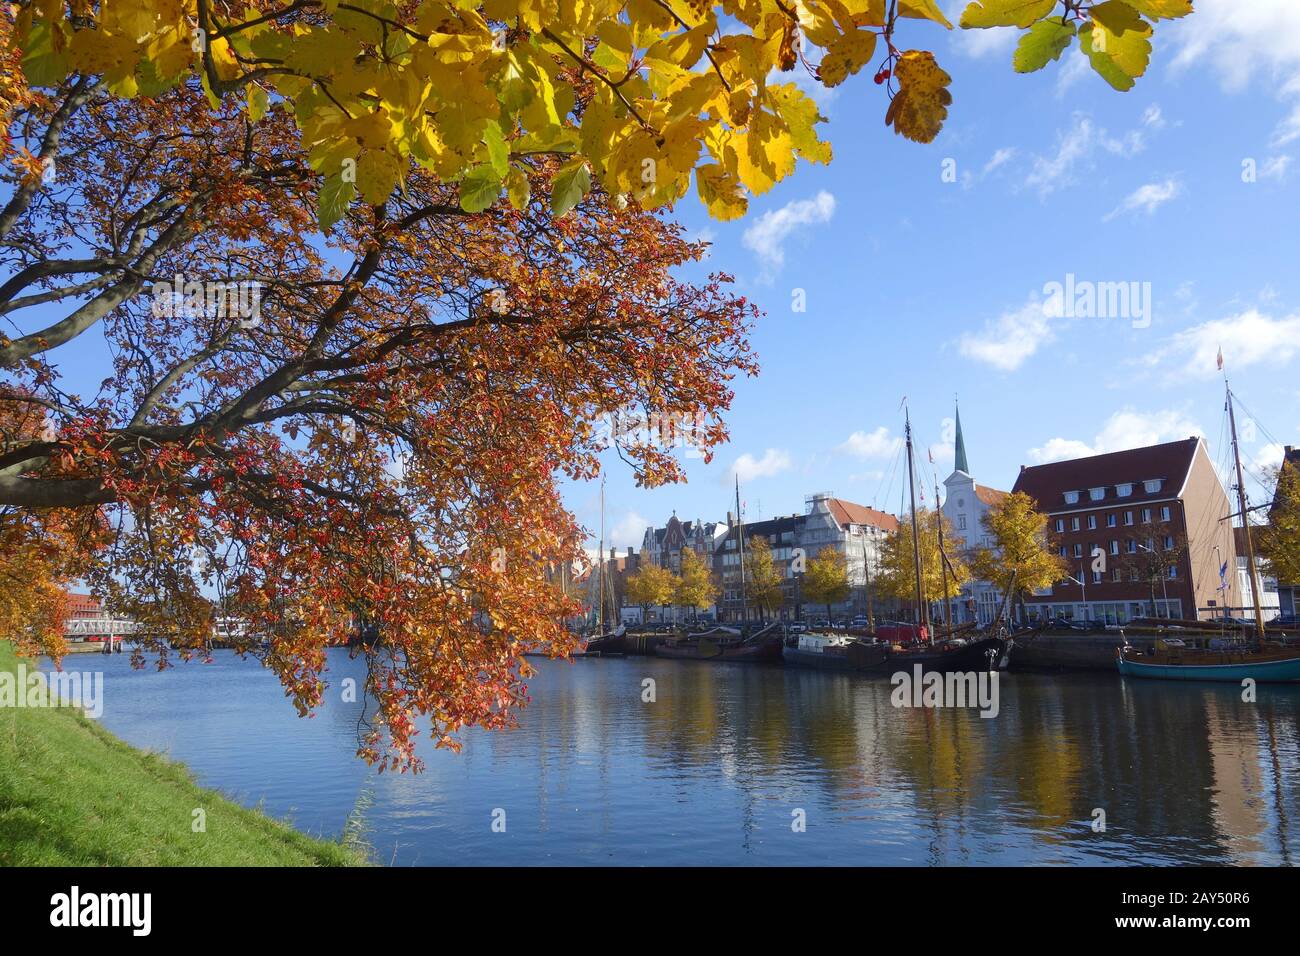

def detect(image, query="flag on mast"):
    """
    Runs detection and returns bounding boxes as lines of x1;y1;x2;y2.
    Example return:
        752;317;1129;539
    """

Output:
1217;346;1224;371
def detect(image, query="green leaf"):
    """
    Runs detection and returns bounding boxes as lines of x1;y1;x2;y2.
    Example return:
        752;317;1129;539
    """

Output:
1081;11;1153;91
20;21;69;88
481;121;510;178
551;160;591;218
959;0;1058;29
318;173;356;232
1013;18;1077;73
459;164;503;213
247;84;269;123
505;167;532;210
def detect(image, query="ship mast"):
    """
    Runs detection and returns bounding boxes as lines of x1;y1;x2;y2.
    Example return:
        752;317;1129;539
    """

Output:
904;408;928;634
936;479;951;632
735;474;748;623
598;473;606;634
1227;381;1266;639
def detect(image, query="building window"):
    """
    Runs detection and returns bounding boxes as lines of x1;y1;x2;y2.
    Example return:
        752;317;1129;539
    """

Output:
1087;515;1097;530
1112;569;1122;582
1059;546;1067;557
958;515;967;530
1141;508;1152;523
1107;514;1117;528
1160;506;1171;522
1089;487;1106;501
1055;519;1065;533
1144;479;1163;493
1127;539;1136;553
1073;544;1083;558
1092;571;1102;584
1168;566;1178;579
1124;511;1134;526
1117;483;1133;497
1064;490;1080;504
1110;540;1119;555
1164;536;1174;550
1071;517;1080;531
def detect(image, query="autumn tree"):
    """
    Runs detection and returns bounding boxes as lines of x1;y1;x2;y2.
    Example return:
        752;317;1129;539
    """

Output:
7;2;1191;229
971;491;1066;625
674;548;718;622
0;69;755;770
802;545;850;623
624;562;675;624
1258;463;1300;589
877;509;968;620
744;535;785;620
1116;528;1187;619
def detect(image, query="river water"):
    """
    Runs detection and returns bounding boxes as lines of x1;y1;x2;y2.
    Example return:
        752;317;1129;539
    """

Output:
73;649;1299;865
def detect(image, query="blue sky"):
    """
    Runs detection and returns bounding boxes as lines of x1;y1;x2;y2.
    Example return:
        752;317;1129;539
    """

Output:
568;0;1300;555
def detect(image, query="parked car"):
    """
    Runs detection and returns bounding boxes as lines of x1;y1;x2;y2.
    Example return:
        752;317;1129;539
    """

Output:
849;616;870;628
1269;613;1300;627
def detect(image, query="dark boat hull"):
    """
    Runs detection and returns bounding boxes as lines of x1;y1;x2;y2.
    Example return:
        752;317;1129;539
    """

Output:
583;634;627;656
886;636;1006;673
782;642;890;672
655;634;783;663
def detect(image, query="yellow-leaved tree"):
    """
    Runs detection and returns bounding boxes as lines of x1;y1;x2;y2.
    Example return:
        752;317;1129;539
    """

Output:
802;545;850;622
744;535;785;619
674;548;718;622
971;491;1066;624
11;1;1192;228
625;562;676;623
1258;463;1300;590
877;508;968;616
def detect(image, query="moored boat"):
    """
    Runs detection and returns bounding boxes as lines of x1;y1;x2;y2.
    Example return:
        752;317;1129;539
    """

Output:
1117;638;1300;682
782;632;889;671
886;635;1006;674
654;623;783;663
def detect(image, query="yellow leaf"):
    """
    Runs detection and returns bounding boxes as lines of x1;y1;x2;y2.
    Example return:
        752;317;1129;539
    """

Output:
959;0;1058;29
695;164;748;221
818;28;877;88
884;50;952;144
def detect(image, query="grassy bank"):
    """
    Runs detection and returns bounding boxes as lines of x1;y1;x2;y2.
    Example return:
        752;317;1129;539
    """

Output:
0;641;368;866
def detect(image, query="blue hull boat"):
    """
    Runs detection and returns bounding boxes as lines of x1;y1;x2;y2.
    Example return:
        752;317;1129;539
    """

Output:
1117;647;1300;682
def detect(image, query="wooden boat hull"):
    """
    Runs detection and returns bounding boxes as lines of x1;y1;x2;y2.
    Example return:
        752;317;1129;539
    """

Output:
1117;648;1300;682
583;634;627;656
782;642;890;672
886;636;1006;674
655;634;782;663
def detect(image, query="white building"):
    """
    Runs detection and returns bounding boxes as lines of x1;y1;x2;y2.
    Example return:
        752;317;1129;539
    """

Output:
940;405;1010;626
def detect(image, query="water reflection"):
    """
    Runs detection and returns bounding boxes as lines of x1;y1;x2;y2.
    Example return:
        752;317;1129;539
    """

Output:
78;650;1299;865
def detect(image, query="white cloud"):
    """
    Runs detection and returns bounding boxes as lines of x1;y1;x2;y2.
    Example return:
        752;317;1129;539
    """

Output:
1168;0;1300;147
608;511;649;550
1142;104;1167;129
1140;308;1300;381
1025;114;1149;197
838;426;901;459
726;448;792;484
741;191;836;278
1260;155;1293;181
1103;177;1182;221
957;297;1055;371
1055;51;1091;97
1028;408;1205;464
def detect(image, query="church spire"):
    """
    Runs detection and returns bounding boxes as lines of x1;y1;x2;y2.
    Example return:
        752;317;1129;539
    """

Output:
953;401;970;475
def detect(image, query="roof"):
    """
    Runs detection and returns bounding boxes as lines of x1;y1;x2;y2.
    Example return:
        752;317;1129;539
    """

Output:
974;485;1008;507
826;498;900;533
1012;437;1200;513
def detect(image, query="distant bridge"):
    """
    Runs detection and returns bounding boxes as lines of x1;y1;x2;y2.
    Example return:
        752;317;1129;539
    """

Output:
62;616;139;639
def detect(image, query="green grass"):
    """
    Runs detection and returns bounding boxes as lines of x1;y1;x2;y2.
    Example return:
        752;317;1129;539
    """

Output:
0;641;369;866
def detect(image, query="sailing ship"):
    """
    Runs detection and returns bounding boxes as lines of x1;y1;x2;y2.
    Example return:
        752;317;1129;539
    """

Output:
1117;372;1300;683
584;474;628;656
883;406;1007;674
652;477;783;663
